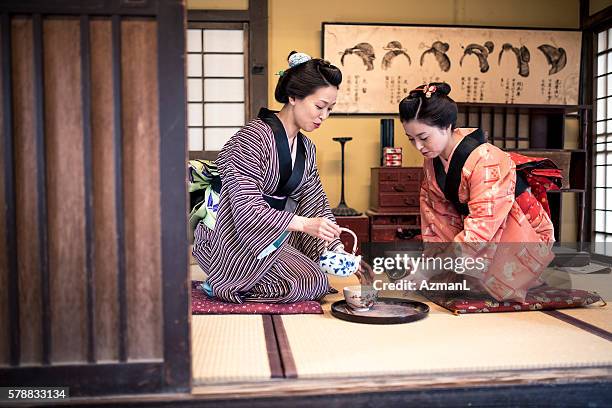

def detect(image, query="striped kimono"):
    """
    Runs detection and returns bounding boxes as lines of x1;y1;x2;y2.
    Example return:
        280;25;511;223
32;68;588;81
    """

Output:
192;108;343;304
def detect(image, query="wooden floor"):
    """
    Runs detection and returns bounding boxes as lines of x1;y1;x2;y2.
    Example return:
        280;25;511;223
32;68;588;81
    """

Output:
190;263;612;400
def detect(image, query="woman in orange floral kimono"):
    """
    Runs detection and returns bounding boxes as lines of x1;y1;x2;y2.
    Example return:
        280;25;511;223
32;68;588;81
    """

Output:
399;83;561;302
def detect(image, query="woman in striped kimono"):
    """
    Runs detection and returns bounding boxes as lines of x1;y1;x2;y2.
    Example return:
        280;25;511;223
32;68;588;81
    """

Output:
193;52;369;304
399;83;559;302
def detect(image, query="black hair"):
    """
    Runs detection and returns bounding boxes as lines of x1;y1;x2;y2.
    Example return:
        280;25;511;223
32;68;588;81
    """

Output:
274;51;342;104
398;82;458;130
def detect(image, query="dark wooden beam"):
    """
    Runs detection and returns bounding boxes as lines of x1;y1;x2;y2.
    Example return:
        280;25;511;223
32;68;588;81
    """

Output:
189;150;220;161
80;13;96;364
32;12;51;366
14;379;612;407
158;0;191;393
248;0;268;119
1;12;20;367
188;10;249;22
582;4;612;31
110;14;128;363
0;0;159;16
580;0;590;29
0;362;164;396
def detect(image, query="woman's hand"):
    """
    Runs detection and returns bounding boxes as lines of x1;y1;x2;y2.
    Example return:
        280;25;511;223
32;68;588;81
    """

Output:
288;216;341;242
355;260;375;285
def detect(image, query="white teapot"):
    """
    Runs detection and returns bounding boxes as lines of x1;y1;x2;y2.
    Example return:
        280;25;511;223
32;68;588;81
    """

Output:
319;227;362;277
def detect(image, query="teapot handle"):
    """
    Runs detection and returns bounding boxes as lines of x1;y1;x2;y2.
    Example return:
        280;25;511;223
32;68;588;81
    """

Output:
339;227;358;255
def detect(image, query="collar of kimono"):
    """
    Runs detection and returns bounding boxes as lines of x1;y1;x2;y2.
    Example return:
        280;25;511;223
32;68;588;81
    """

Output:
433;128;485;215
440;127;480;170
257;108;306;197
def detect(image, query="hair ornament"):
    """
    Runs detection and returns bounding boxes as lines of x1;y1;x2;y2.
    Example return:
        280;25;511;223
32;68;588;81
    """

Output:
423;84;437;98
288;52;312;68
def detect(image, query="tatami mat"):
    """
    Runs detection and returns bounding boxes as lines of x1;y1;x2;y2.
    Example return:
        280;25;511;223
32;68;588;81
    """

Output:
282;275;612;378
191;263;275;384
556;306;612;333
569;271;612;301
192;315;271;383
545;265;612;332
190;264;611;383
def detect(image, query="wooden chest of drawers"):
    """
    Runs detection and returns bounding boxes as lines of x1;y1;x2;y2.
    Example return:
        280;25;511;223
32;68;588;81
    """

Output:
370;167;423;212
367;210;421;242
369;167;423;242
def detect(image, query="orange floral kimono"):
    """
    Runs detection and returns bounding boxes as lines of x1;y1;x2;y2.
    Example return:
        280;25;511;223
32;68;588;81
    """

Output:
419;128;555;302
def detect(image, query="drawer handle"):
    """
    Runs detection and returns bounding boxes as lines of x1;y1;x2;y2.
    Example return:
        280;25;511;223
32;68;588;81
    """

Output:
404;198;416;205
396;228;419;240
393;185;406;192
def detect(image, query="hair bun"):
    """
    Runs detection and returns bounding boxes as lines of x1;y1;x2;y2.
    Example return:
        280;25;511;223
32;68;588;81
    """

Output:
430;82;451;96
274;55;342;104
408;82;452;99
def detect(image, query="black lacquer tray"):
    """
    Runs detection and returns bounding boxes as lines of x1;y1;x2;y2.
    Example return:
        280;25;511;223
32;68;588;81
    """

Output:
331;297;430;324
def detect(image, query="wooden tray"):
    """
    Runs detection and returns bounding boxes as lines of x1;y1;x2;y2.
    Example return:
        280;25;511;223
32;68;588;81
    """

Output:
331;297;429;324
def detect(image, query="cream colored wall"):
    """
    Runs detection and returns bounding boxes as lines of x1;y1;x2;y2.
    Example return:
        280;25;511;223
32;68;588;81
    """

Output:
590;0;612;15
268;0;580;214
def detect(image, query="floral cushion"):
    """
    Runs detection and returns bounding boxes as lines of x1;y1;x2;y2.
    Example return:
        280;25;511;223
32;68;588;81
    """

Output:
191;281;323;315
423;285;603;314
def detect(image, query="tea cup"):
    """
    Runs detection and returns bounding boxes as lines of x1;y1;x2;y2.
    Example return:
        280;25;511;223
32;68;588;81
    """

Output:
343;285;379;312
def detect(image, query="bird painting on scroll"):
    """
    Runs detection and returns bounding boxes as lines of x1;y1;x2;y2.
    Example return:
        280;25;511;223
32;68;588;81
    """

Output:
323;23;582;114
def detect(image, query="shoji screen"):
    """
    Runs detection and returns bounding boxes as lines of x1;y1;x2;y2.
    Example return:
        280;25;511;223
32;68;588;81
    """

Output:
187;23;248;159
